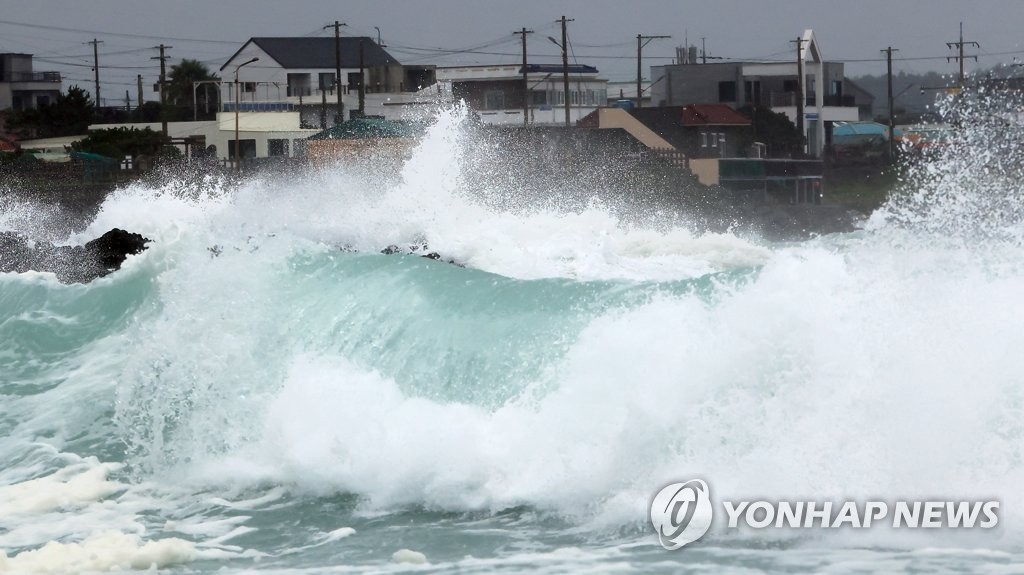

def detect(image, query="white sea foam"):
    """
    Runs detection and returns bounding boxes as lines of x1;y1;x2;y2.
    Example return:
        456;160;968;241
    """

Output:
392;548;428;564
0;531;202;573
0;460;123;515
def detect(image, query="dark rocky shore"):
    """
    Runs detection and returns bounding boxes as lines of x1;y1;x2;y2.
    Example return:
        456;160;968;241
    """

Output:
0;228;149;283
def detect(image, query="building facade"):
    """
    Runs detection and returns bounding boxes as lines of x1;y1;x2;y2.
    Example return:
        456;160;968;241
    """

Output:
649;30;868;157
0;53;62;111
218;37;435;125
435;64;609;126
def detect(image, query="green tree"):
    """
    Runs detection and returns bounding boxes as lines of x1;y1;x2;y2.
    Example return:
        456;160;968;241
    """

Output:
72;126;171;159
166;59;220;120
4;85;95;138
737;105;806;158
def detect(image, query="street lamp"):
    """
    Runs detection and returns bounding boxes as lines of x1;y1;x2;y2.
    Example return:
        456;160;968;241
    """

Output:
547;36;570;126
234;56;259;169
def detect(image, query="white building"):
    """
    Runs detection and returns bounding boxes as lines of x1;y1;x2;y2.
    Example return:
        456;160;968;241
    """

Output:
90;112;318;161
218;37;436;125
434;64;609;126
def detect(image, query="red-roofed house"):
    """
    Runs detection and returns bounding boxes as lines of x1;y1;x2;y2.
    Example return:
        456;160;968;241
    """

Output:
625;104;752;159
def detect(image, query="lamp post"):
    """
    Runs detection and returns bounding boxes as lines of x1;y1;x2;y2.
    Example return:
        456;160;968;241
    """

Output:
234;57;259;169
547;35;570;126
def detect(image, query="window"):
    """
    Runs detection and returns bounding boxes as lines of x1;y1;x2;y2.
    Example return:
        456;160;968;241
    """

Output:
783;80;799;93
287;73;312;97
700;132;707;148
744;80;761;104
484;90;505;110
718;81;737;102
36;95;50;107
347;72;363;91
319;73;336;91
831;80;843;96
530;91;547;105
268;139;289;157
710;132;718;148
292;139;307;157
228;139;256;159
243;82;256;93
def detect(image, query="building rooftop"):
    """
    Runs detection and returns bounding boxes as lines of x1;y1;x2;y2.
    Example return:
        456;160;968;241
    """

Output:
681;104;752;126
221;37;400;71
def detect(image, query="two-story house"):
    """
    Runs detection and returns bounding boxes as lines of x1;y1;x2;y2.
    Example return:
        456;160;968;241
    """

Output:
219;37;435;125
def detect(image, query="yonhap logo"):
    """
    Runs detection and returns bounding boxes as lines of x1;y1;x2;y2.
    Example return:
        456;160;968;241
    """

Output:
650;478;1001;551
650;479;714;550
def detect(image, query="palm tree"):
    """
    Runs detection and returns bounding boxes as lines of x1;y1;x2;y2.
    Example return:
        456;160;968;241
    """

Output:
167;59;220;120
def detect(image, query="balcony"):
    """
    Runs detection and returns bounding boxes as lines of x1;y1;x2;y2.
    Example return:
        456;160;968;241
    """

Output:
758;91;857;108
8;71;62;83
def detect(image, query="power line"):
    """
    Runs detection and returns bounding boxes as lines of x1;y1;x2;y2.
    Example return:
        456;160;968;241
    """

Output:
0;17;241;44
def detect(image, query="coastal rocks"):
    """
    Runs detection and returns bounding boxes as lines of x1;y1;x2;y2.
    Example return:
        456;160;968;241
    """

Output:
0;228;150;283
379;243;464;267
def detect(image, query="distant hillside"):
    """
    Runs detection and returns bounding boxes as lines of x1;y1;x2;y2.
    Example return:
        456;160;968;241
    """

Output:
851;70;954;124
853;63;1022;124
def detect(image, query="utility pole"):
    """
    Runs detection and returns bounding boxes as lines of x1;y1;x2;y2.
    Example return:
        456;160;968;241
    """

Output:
792;36;805;153
882;46;899;162
86;39;103;107
151;44;172;136
946;22;979;87
324;21;347;122
136;75;143;111
358;39;365;116
558;15;573;127
701;37;708;64
637;33;670;108
514;27;533;125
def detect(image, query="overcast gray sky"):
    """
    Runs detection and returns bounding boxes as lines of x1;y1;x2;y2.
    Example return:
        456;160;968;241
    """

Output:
2;0;1022;105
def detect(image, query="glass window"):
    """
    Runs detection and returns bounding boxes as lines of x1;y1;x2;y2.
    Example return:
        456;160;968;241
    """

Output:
228;139;257;159
347;72;362;91
268;139;289;157
484;90;505;110
718;81;737;102
287;73;312;97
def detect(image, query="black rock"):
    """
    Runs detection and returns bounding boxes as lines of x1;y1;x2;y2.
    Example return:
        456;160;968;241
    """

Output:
0;228;150;283
84;228;149;270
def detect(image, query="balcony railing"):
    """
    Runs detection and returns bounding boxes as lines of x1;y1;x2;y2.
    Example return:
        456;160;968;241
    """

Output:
760;91;857;108
8;71;61;83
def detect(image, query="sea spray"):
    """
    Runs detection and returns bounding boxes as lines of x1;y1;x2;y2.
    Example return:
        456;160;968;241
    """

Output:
1;101;1024;572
